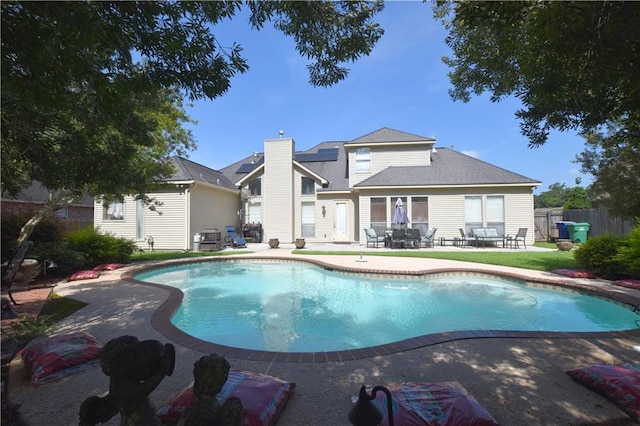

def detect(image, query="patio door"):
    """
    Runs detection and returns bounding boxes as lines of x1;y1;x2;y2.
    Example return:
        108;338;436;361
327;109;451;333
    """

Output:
333;201;349;242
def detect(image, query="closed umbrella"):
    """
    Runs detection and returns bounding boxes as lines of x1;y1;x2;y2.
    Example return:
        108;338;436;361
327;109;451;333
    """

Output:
392;198;409;227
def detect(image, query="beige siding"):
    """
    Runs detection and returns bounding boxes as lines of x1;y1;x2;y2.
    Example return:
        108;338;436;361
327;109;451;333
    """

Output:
144;190;187;250
95;185;240;251
349;145;431;187
263;138;294;242
190;185;239;244
94;197;137;240
357;186;535;246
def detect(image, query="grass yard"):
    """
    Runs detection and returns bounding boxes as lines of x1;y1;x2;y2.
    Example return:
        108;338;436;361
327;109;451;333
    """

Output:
128;243;576;272
293;244;577;272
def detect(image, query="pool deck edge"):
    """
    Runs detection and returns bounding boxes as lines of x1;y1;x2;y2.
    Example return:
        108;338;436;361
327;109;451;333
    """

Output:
122;253;640;363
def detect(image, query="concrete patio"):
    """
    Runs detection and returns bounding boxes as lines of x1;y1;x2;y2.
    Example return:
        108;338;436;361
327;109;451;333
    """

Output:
6;244;640;425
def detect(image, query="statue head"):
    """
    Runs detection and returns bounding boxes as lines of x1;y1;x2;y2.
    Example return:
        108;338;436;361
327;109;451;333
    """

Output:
100;335;174;381
192;353;231;399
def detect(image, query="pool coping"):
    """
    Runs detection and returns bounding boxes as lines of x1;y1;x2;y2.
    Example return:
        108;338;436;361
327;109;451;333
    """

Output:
122;256;640;363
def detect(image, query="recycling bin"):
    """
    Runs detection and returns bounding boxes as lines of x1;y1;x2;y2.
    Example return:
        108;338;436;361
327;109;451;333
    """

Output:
567;222;590;243
556;221;575;240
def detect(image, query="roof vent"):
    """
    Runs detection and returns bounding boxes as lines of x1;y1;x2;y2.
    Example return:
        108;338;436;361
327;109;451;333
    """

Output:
278;129;284;138
216;178;220;185
431;147;437;153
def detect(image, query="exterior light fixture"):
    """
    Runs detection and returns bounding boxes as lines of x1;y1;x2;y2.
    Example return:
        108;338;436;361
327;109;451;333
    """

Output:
322;205;326;217
43;259;58;287
348;385;394;426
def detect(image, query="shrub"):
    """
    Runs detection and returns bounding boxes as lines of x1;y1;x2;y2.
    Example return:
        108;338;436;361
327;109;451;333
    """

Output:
31;241;85;276
615;222;640;278
1;214;66;261
65;228;136;268
574;234;627;279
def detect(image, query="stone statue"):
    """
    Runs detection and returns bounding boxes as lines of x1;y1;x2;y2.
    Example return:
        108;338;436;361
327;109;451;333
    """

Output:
177;354;243;426
79;335;175;426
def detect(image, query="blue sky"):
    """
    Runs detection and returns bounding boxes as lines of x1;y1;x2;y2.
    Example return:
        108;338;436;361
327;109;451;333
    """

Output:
184;1;592;194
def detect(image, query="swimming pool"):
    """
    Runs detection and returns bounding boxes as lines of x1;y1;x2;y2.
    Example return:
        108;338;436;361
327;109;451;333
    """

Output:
135;260;639;353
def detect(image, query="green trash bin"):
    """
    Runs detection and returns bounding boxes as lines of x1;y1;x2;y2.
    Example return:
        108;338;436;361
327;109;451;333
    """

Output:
567;222;590;243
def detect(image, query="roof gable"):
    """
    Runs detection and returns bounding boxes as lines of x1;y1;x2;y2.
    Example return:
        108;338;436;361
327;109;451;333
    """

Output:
346;127;435;145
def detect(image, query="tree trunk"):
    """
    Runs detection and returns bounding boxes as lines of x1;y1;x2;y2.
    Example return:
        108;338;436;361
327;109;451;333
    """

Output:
17;192;80;244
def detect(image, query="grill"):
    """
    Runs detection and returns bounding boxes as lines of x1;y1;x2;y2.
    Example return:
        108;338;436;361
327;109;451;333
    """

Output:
198;229;222;251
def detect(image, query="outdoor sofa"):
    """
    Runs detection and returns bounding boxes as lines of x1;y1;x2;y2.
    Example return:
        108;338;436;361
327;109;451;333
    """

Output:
470;227;506;248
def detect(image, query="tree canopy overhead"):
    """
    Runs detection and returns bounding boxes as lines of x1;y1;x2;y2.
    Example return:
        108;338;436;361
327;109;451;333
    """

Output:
434;1;640;218
433;1;639;147
1;0;384;199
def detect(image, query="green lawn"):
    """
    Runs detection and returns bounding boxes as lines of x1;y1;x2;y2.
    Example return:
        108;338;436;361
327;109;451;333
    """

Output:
130;243;576;272
297;250;575;271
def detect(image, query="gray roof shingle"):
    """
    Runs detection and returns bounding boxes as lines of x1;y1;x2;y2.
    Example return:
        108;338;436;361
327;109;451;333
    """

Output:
355;148;540;187
346;127;435;145
219;129;540;192
169;156;237;191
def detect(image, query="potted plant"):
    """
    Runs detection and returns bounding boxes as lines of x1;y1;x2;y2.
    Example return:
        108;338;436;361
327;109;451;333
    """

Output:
268;238;279;248
295;238;306;249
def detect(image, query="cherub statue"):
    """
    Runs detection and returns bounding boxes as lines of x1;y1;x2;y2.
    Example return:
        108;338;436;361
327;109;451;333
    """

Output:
178;353;243;426
79;335;175;426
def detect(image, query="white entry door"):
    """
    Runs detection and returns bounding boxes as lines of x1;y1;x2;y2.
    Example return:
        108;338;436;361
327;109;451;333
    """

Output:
333;201;348;242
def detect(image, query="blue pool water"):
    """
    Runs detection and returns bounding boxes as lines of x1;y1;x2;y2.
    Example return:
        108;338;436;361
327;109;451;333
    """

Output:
135;261;639;352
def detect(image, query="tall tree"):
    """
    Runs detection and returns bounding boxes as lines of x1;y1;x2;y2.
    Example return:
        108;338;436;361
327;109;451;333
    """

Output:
1;1;384;241
433;1;640;217
576;123;640;218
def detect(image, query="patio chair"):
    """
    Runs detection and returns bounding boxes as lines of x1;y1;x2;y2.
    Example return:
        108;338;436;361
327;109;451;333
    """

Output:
390;228;406;249
405;228;421;248
458;228;470;247
225;225;247;248
420;228;437;248
364;228;385;248
508;227;528;249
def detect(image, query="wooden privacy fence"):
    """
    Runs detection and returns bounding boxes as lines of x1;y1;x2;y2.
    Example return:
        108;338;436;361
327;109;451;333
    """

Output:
534;208;564;241
564;208;636;238
534;207;636;241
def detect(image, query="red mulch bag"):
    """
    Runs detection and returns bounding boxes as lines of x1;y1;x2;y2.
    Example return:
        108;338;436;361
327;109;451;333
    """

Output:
367;382;498;426
18;332;102;385
567;363;640;421
92;263;125;271
67;270;101;282
157;370;296;426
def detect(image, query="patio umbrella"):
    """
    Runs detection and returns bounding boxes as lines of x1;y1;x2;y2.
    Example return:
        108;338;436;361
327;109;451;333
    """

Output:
392;198;409;226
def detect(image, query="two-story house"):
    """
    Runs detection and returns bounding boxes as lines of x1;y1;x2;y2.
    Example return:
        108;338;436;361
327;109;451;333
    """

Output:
222;127;541;246
94;127;541;250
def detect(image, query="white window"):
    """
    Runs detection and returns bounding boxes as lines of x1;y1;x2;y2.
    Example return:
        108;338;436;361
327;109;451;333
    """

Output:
411;197;429;236
487;196;505;235
248;201;262;223
249;179;261;196
104;200;124;221
355;147;371;173
370;197;387;235
301;202;315;237
301;177;315;195
464;196;482;234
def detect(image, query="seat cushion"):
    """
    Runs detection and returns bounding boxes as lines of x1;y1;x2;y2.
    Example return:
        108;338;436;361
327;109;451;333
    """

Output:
157;370;296;426
472;229;486;237
366;381;498;426
485;228;499;237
